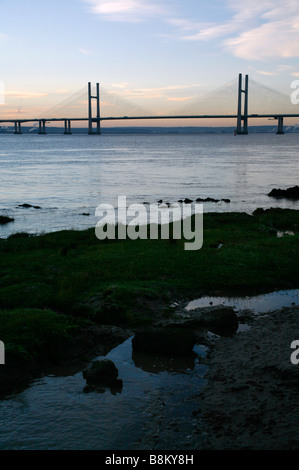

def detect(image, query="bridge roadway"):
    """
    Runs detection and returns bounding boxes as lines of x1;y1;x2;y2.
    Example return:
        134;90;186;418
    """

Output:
1;113;299;134
2;113;299;123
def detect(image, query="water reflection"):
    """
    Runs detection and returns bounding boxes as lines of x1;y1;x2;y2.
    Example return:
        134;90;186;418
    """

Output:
83;379;123;395
186;289;299;314
132;350;198;374
0;337;207;450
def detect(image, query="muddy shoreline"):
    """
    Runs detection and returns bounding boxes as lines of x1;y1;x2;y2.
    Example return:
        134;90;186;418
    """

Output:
195;306;299;449
1;302;299;450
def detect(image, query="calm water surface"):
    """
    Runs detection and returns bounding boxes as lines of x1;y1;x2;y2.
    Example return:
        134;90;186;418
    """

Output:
1;133;299;237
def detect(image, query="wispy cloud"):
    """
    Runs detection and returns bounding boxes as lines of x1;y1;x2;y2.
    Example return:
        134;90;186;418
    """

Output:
53;89;71;94
5;91;48;98
79;47;93;55
256;70;278;76
106;83;201;100
168;0;299;60
167;96;196;102
84;0;165;22
112;83;129;88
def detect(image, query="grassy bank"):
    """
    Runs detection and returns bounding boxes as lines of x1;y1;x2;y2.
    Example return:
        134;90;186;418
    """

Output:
0;208;299;377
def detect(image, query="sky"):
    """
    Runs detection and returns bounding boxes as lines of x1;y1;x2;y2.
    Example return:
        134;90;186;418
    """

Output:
1;0;299;124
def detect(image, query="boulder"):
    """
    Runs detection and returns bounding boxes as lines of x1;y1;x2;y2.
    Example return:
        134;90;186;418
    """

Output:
268;186;299;199
17;203;41;209
196;305;239;337
132;327;196;355
83;359;119;385
0;215;14;225
237;309;255;323
157;305;238;337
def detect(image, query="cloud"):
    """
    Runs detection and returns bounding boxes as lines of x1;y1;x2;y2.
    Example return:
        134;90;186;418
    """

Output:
79;47;93;55
167;96;196;102
5;91;48;98
225;18;299;59
112;83;129;88
106;83;201;100
54;89;71;94
169;0;299;60
256;70;277;76
84;0;165;22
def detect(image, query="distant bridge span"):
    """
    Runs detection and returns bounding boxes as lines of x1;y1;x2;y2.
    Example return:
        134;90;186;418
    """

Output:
1;75;298;135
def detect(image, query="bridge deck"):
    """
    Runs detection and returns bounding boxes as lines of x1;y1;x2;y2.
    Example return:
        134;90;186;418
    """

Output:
1;113;299;124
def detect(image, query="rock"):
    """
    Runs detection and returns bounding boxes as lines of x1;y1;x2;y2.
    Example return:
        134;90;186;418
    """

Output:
206;197;219;202
157;305;238;337
184;198;193;204
132;327;196;355
197;305;239;336
0;215;14;225
83;359;119;385
237;309;255;323
196;197;219;203
81;212;90;216
177;305;238;337
268;186;299;199
17;203;41;209
196;197;230;203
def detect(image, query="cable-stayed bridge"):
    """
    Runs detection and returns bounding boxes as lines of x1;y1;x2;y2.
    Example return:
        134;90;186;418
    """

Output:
1;74;299;135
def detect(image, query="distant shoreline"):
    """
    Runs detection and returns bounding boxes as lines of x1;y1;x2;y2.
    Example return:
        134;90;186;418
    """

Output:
1;125;299;135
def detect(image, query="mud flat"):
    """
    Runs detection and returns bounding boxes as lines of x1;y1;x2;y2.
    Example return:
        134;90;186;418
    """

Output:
195;306;299;450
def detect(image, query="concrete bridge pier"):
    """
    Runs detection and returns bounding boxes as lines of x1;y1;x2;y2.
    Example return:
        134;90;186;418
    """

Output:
276;116;284;134
14;121;22;134
38;120;47;134
88;82;101;135
236;73;249;134
64;119;72;134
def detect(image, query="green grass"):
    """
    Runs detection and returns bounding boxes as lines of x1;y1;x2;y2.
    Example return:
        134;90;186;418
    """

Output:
0;308;89;362
0;208;298;363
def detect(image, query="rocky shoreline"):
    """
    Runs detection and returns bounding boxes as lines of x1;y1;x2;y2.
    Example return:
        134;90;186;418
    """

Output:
0;324;131;397
1;299;299;450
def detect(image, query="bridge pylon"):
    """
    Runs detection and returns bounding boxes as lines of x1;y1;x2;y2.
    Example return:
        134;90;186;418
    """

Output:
88;82;101;135
236;73;248;135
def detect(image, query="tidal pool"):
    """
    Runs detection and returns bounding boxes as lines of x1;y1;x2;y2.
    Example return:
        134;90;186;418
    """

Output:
186;289;299;314
0;338;207;450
